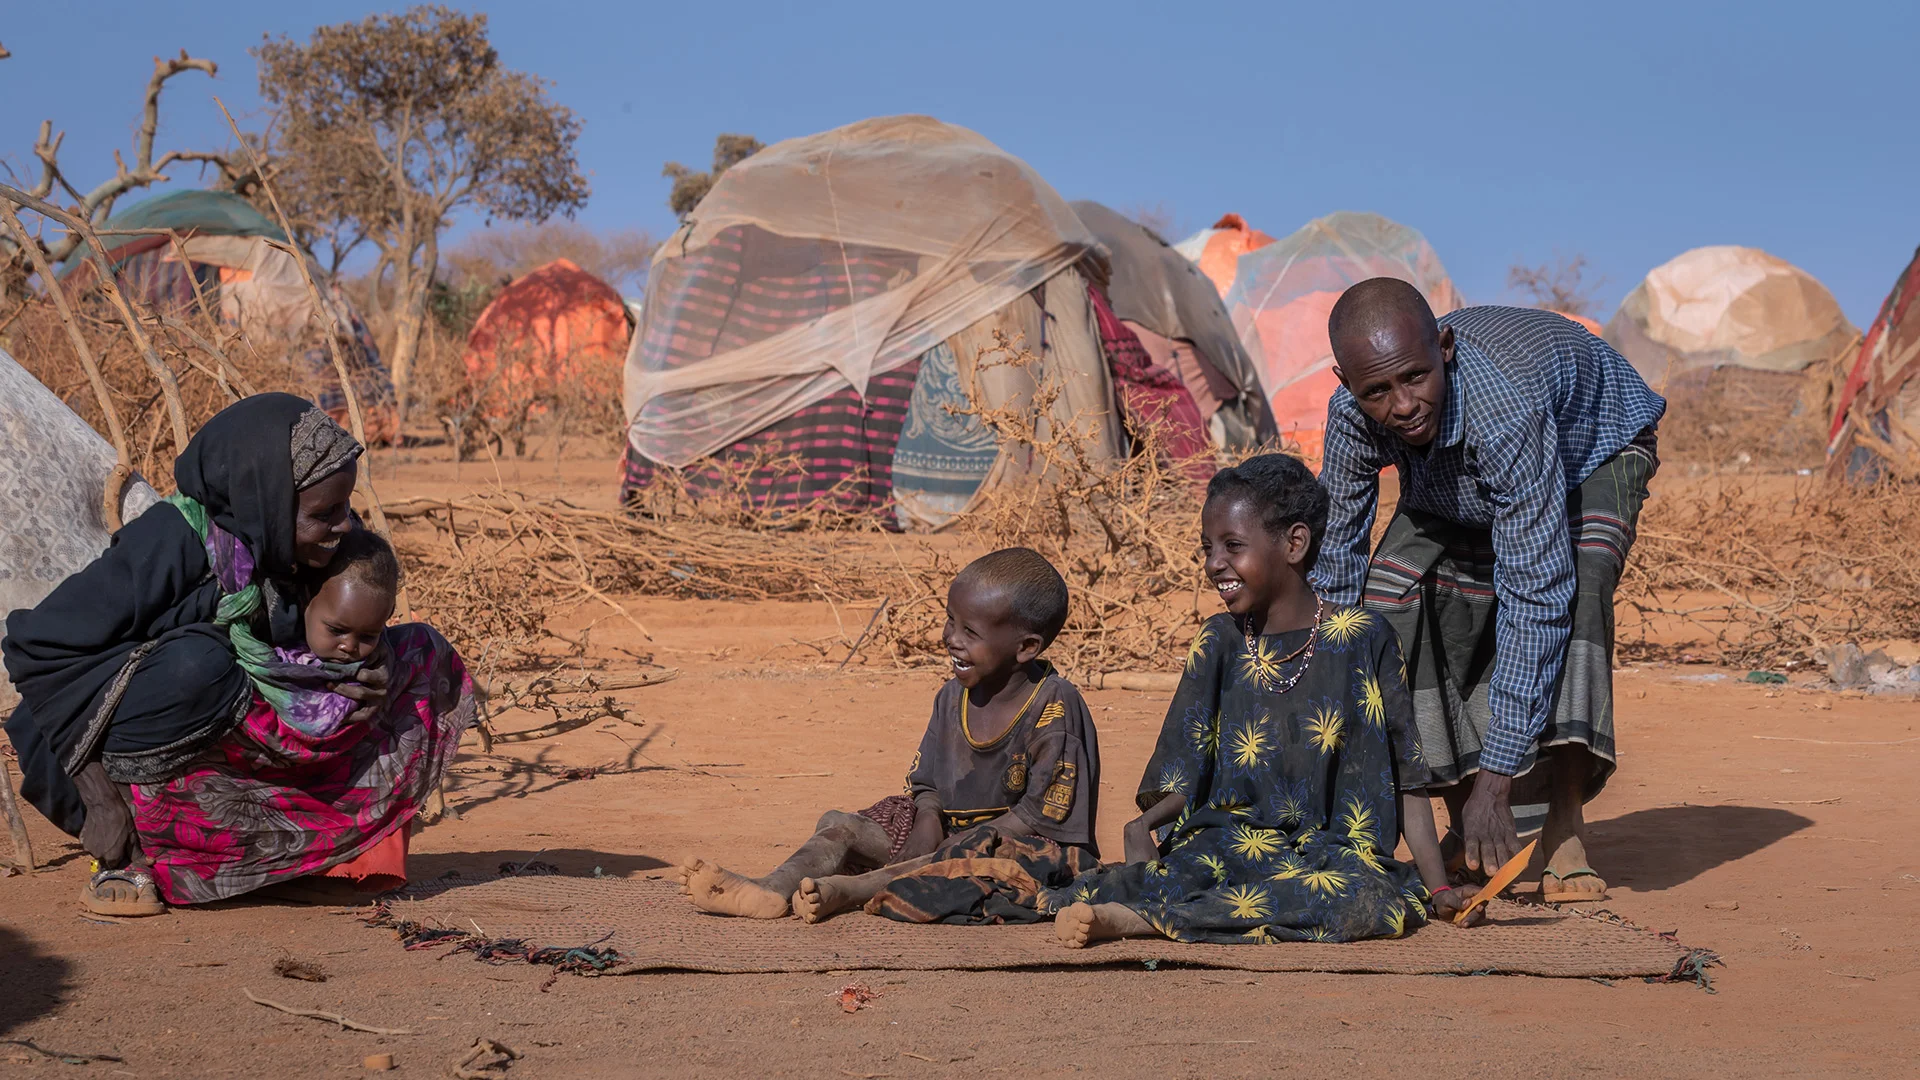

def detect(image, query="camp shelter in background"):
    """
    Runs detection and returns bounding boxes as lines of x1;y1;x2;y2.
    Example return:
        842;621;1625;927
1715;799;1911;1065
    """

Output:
1071;200;1277;451
461;258;632;434
1221;211;1462;464
621;115;1208;530
57;189;396;440
1827;245;1920;482
1605;245;1857;464
1554;311;1605;336
1174;213;1275;297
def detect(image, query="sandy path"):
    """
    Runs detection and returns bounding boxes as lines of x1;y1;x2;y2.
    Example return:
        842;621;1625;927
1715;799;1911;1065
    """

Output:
0;449;1913;1078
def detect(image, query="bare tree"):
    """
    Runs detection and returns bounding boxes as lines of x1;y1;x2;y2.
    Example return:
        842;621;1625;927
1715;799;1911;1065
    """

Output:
254;6;589;431
1507;253;1605;317
448;220;655;295
663;134;763;221
0;49;220;300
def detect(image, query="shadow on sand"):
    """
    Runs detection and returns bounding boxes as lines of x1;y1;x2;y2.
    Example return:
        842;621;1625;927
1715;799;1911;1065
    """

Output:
1587;803;1813;891
0;922;74;1037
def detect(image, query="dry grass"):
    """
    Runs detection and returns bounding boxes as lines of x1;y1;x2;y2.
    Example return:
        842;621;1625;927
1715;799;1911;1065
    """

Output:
1620;478;1920;666
2;298;353;487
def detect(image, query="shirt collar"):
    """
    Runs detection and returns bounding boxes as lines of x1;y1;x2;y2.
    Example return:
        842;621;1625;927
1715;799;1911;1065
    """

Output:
1431;351;1468;449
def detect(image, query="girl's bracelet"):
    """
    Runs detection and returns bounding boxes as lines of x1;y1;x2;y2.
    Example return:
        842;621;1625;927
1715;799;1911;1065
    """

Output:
1430;885;1453;894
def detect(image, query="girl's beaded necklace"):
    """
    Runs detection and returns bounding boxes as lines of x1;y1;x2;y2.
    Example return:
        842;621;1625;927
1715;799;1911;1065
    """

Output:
1241;594;1325;695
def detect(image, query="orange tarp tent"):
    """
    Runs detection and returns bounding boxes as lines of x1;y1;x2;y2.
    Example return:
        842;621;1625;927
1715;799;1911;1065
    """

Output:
1174;213;1276;297
463;258;632;420
1221;212;1462;464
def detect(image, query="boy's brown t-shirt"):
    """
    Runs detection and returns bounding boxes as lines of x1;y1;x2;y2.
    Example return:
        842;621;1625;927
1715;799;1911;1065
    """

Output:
904;666;1101;857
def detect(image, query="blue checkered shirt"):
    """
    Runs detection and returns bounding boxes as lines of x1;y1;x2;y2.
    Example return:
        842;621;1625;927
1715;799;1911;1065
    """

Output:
1310;307;1666;775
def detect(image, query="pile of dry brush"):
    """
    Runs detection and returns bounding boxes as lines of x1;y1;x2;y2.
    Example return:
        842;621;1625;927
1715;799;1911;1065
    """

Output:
390;344;1225;680
1619;478;1920;668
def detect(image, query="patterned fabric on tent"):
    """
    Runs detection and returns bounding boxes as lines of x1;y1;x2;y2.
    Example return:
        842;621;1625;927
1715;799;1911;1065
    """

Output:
1073;201;1276;450
1828;245;1920;482
461;259;631;425
1222;212;1462;464
621;116;1124;522
1174;213;1275;297
1605;246;1857;465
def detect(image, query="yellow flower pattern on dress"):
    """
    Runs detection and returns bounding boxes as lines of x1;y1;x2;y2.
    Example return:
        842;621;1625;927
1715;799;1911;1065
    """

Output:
1305;704;1345;755
1320;606;1370;646
1223;883;1272;920
1228;719;1271;770
1185;710;1219;755
1236;634;1284;687
1357;673;1386;729
1302;868;1351;896
1229;824;1283;862
1197;854;1228;882
1184;623;1216;677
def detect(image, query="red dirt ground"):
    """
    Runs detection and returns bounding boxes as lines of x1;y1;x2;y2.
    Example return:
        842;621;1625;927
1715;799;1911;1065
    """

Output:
1;449;1915;1079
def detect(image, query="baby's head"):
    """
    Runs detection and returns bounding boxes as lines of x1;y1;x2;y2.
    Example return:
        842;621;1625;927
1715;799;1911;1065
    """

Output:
305;528;401;663
1201;453;1329;618
943;547;1069;688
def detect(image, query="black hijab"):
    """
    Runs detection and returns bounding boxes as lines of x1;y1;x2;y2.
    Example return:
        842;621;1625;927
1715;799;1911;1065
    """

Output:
174;393;360;579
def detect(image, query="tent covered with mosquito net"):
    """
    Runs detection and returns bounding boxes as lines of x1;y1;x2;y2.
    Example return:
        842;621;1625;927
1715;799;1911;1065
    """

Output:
620;115;1211;530
1072;200;1276;450
1827;245;1920;482
461;258;632;441
1604;246;1857;464
57;189;396;440
1221;211;1462;465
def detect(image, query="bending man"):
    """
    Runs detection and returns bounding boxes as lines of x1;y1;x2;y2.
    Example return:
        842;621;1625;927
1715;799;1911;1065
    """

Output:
1312;279;1664;901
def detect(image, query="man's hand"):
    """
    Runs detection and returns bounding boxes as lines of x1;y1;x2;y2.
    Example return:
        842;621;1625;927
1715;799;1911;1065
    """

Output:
333;640;393;726
1122;816;1161;865
1459;770;1520;874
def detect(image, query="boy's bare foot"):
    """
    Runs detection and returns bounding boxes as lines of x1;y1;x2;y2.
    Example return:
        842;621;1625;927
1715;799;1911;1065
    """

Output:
674;857;702;897
792;876;857;924
685;861;790;919
1053;902;1153;948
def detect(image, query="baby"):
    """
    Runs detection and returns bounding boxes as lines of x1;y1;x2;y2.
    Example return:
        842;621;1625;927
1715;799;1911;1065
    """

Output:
258;528;401;738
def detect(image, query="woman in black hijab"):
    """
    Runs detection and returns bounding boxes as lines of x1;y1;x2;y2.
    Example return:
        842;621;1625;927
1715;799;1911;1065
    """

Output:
3;393;382;913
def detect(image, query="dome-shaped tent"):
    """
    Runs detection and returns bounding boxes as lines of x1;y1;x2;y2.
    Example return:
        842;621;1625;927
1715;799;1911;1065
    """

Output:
461;259;631;437
1828;245;1920;482
1174;213;1274;297
1222;211;1462;463
58;189;395;441
623;115;1180;527
1605;246;1857;461
1072;200;1275;450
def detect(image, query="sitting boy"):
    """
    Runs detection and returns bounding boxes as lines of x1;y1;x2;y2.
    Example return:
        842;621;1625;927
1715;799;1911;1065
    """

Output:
679;547;1100;920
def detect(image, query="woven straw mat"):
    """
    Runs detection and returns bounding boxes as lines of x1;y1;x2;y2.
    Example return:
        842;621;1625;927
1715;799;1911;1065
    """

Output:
375;875;1687;978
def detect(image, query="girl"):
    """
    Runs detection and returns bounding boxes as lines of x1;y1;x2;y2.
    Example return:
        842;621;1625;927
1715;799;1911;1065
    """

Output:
1047;453;1476;946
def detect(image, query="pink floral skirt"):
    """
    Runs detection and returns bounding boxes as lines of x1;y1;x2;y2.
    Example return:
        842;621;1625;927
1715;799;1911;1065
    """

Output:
130;623;474;905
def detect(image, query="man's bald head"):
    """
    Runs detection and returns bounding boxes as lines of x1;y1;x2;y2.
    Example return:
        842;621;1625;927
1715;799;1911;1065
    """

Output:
1327;278;1453;447
1327;277;1440;369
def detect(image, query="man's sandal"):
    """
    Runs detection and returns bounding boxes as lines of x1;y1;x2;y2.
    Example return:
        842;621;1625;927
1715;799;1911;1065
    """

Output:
1540;867;1608;903
80;864;166;917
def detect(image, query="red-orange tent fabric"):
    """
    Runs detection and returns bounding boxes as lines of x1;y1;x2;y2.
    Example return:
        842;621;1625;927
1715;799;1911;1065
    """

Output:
1174;214;1276;296
1553;310;1605;336
462;259;632;420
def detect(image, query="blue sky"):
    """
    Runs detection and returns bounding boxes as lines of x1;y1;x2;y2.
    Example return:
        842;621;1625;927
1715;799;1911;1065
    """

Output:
4;1;1914;322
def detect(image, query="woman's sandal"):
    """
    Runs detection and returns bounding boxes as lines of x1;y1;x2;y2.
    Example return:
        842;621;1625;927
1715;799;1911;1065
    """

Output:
80;864;167;917
1540;867;1609;903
